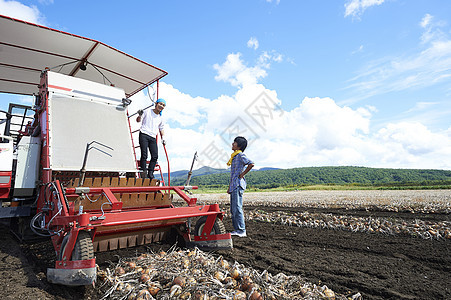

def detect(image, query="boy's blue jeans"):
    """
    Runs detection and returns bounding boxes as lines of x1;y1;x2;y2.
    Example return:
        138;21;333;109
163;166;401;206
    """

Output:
230;187;245;233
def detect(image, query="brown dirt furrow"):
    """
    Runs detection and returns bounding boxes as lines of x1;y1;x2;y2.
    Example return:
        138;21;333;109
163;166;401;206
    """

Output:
0;189;449;300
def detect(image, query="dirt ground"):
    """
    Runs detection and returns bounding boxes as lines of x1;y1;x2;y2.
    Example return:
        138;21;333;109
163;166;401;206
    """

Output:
0;192;450;300
219;206;450;300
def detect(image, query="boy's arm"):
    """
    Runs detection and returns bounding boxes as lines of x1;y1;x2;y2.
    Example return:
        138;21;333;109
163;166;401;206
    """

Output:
239;163;254;179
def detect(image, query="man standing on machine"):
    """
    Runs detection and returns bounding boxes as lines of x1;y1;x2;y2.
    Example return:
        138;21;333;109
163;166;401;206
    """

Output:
136;98;166;179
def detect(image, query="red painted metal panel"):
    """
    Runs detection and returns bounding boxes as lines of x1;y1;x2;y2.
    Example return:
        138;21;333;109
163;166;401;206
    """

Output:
54;258;96;269
0;171;12;199
194;233;232;241
48;84;72;92
0;171;11;185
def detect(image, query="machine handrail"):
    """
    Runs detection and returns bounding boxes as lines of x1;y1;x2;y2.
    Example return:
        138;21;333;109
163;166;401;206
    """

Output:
65;185;197;206
0;135;14;141
162;142;170;186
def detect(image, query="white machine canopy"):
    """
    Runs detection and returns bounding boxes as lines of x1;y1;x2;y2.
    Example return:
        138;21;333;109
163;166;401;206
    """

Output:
0;14;167;97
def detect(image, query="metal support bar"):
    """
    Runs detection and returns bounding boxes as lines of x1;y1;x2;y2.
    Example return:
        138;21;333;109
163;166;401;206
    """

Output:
49;204;222;228
101;188;122;210
78;141;113;186
65;185;198;206
65;185;197;194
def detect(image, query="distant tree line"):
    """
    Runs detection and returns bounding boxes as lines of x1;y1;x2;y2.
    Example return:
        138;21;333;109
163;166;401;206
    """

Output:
171;166;451;189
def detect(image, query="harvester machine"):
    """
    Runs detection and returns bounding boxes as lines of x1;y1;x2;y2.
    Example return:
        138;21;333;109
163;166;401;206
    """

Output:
0;15;232;286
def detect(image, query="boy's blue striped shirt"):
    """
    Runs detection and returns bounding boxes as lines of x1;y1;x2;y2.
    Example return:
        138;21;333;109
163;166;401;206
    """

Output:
229;152;254;192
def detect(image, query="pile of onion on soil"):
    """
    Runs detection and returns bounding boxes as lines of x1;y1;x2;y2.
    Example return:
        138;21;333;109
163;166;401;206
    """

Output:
242;210;451;240
97;247;361;300
188;190;451;215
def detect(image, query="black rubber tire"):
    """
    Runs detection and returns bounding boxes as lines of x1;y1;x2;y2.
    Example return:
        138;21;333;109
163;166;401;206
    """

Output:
60;231;94;261
194;216;226;236
72;231;94;261
166;227;187;248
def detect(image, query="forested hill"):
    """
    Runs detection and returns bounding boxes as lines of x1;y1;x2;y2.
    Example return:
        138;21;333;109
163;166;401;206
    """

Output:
173;166;451;188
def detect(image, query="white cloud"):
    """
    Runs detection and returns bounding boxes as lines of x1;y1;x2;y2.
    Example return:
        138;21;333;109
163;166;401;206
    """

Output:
253;97;450;169
266;0;280;4
345;15;451;102
134;79;451;171
214;38;285;88
248;96;374;167
213;48;284;88
247;37;259;50
144;44;450;171
213;53;268;87
344;0;385;19
420;13;446;44
0;0;45;24
420;14;433;28
129;78;451;171
376;122;444;155
391;101;451;130
258;50;283;66
372;122;451;169
406;101;438;113
352;45;364;55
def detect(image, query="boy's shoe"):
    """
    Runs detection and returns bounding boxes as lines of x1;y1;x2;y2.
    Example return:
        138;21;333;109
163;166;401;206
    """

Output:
231;231;247;237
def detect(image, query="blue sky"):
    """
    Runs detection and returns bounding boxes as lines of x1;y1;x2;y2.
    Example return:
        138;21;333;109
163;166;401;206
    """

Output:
1;0;451;171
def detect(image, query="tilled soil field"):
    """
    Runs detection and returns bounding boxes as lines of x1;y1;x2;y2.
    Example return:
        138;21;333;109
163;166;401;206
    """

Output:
0;190;450;300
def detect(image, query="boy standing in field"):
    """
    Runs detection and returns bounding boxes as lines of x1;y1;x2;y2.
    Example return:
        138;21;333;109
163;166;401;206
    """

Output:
227;136;254;237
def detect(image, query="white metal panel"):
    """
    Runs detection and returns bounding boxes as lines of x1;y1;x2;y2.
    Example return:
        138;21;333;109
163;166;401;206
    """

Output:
14;136;40;191
48;93;137;172
47;71;125;104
